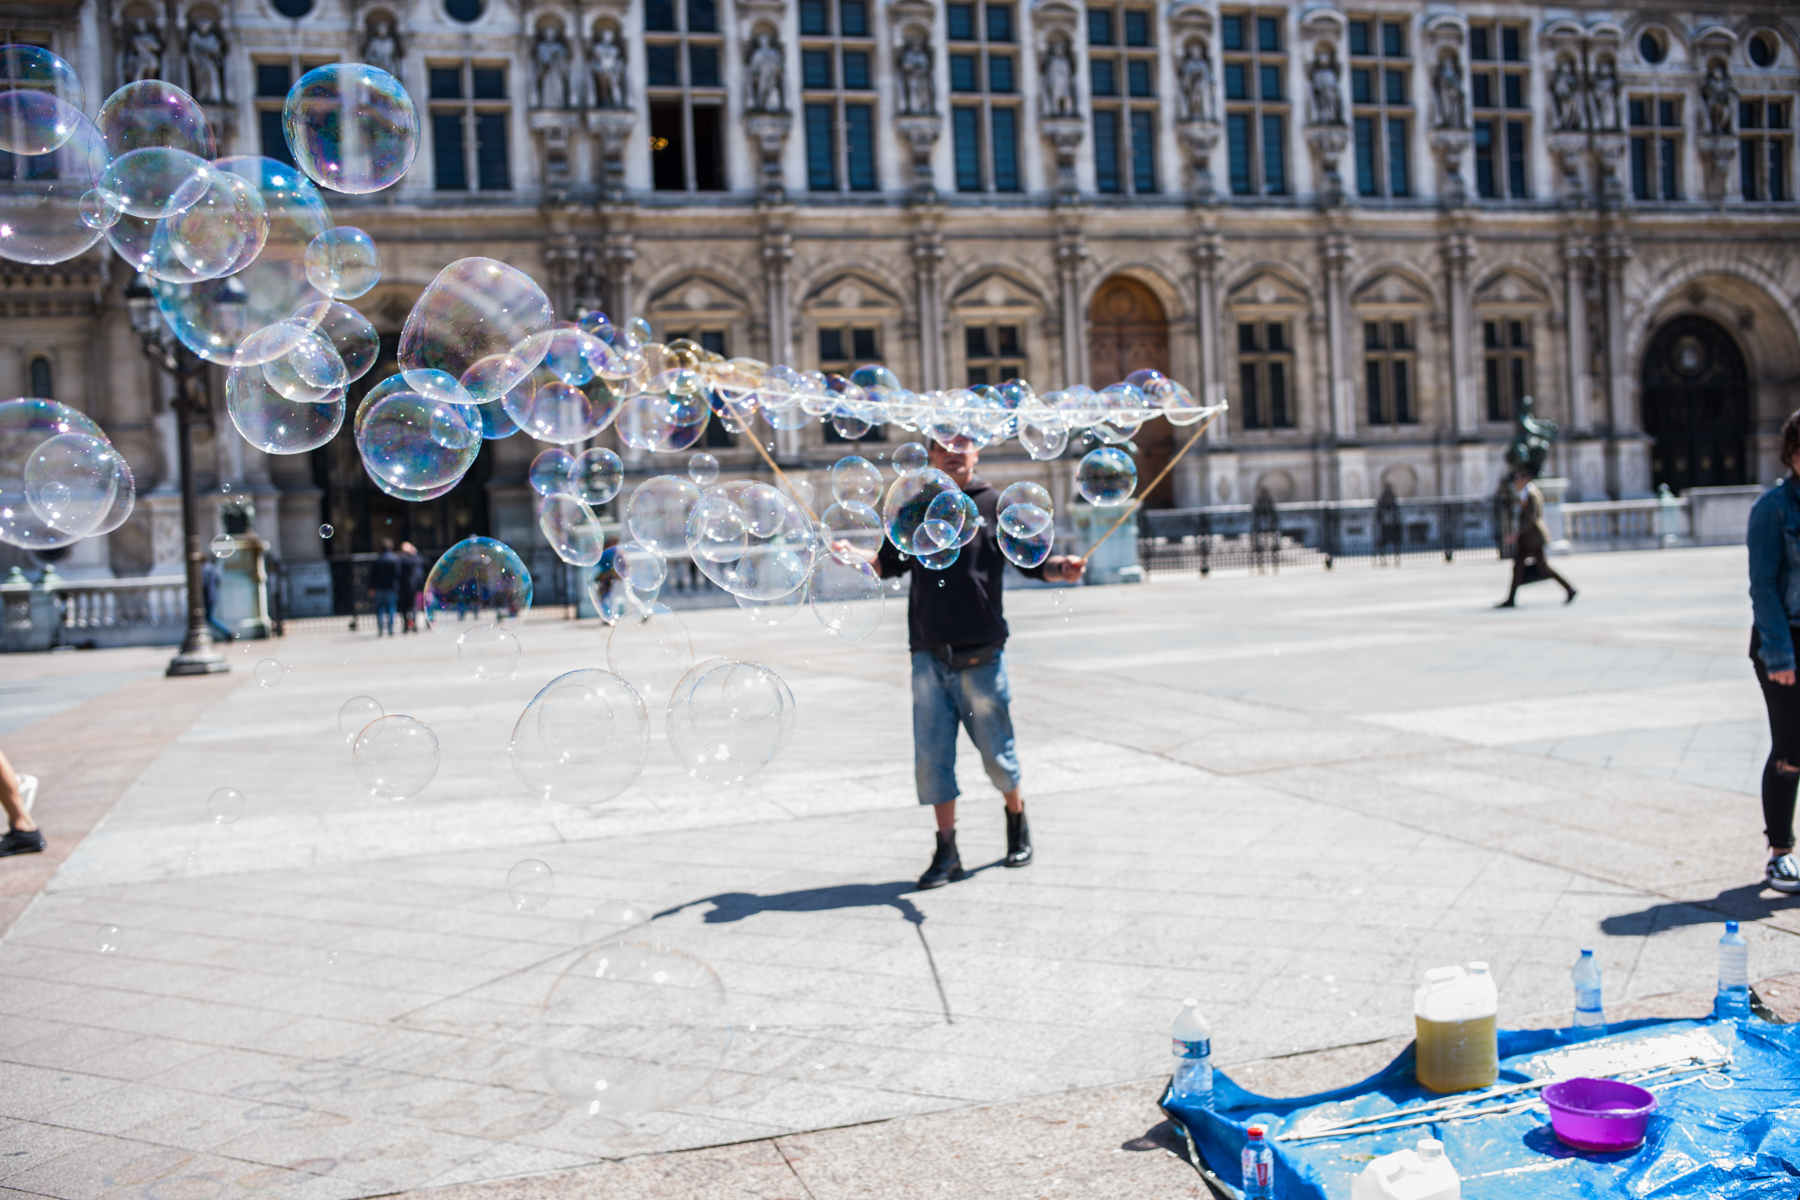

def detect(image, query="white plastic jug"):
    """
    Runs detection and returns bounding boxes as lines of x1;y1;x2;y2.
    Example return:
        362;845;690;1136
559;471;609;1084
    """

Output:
1351;1138;1461;1200
1413;962;1498;1093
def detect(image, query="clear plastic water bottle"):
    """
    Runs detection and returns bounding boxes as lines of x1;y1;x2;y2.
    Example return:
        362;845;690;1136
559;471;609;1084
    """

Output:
1716;921;1750;1017
1170;998;1213;1109
1242;1125;1275;1199
1572;949;1605;1032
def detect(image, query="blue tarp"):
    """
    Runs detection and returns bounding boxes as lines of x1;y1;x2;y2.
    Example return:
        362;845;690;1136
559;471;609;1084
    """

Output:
1162;1017;1800;1199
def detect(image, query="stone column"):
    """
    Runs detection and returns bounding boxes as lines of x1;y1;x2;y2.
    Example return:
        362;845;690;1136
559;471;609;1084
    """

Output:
603;234;635;324
589;110;636;203
761;224;795;366
1322;232;1355;441
1561;235;1593;433
1600;234;1633;435
1190;231;1224;410
1055;232;1087;388
912;231;946;391
1442;230;1478;439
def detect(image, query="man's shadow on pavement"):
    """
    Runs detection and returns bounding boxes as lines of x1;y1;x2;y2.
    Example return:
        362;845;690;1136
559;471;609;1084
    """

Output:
1601;884;1800;936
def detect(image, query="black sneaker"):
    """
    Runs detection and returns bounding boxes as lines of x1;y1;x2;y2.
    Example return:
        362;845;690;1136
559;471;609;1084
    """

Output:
916;831;964;890
0;828;44;856
1005;808;1033;868
1767;852;1800;894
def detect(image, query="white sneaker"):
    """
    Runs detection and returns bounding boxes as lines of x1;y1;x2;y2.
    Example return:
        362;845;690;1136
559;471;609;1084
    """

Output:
1768;852;1800;894
18;774;36;815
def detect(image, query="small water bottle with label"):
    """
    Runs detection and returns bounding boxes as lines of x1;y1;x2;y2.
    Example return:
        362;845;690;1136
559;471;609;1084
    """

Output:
1169;998;1213;1109
1242;1124;1275;1199
1716;921;1750;1017
1572;949;1605;1033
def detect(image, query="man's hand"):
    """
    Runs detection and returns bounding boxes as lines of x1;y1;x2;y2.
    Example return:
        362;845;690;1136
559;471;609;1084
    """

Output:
1043;556;1085;584
1772;669;1796;686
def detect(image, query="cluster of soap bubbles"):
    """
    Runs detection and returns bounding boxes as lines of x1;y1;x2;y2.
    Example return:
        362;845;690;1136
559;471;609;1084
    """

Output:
0;398;135;550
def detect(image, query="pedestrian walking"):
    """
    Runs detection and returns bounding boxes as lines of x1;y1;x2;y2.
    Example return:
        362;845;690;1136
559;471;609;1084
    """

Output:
1744;409;1800;894
1496;465;1577;608
368;539;400;636
0;751;42;857
397;541;425;633
199;556;234;642
873;442;1085;890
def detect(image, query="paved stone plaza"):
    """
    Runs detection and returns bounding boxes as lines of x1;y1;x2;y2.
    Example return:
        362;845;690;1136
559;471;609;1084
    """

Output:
3;546;1799;1200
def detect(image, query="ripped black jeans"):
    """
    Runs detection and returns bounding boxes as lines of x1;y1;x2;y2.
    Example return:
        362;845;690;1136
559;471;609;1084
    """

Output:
1750;627;1800;851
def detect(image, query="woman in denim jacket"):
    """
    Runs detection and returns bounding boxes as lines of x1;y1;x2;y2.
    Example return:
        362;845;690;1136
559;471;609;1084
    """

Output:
1745;410;1800;893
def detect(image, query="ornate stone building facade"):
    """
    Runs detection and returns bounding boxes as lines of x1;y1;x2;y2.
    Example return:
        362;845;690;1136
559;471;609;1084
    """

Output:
3;0;1798;577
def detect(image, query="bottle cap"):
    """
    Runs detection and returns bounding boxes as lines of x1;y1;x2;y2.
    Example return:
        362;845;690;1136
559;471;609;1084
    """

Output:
1247;1125;1265;1141
1417;1138;1443;1160
1468;961;1490;975
1580;948;1593;957
1727;920;1740;934
1182;997;1199;1008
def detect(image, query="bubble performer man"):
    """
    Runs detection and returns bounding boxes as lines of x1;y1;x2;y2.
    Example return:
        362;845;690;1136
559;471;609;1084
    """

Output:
873;440;1085;889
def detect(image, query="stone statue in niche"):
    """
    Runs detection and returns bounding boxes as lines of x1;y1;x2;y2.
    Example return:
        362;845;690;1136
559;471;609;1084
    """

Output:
1308;45;1343;126
591;27;628;109
1177;39;1215;122
897;31;934;115
363;18;401;77
185;13;225;103
1551;58;1585;130
1431;50;1465;129
747;31;785;113
123;16;163;83
1587;57;1619;131
1040;34;1075;117
532;24;572;109
1701;61;1737;134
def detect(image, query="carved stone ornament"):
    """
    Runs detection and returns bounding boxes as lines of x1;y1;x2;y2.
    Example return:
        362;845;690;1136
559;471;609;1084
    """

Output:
1308;44;1344;127
363;17;402;77
896;30;935;116
1177;117;1222;202
1306;124;1351;207
746;31;786;114
1176;38;1215;123
1428;126;1470;207
896;113;942;199
591;26;629;110
532;22;574;110
185;14;225;104
121;15;164;83
1040;34;1076;118
745;111;793;199
1040;114;1083;201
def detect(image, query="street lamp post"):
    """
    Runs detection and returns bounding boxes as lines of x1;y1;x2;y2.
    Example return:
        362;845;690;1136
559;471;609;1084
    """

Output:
124;272;229;677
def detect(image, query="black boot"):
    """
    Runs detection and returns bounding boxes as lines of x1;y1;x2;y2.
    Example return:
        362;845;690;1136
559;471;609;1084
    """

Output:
1005;808;1033;868
917;831;965;890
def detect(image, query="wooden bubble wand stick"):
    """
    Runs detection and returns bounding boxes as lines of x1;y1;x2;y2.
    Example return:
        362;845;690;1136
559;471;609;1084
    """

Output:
1078;404;1227;564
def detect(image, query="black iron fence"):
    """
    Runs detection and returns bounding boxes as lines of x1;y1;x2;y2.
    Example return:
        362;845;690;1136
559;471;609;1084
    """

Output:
1138;494;1508;575
269;548;589;634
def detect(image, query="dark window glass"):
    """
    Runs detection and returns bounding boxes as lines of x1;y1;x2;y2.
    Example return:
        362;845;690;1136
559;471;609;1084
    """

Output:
804;49;832;88
689;44;719;87
1237;324;1258;351
1128;59;1151;96
1349;22;1369;56
27;357;50;399
1260;64;1281;100
1470;27;1489;61
1750;33;1776;68
966;325;990;357
1266;323;1285;351
256;62;292;97
800;0;830;34
1391;322;1408;349
967;365;991;385
445;0;481;22
1269;361;1289;425
475;111;509;189
846;103;875;189
992;107;1019;189
1474;119;1494;196
1094;109;1120;192
1505;119;1526;196
1628;98;1647;126
1485;357;1502;420
1382;21;1404;57
1509;320;1527;348
1659;136;1676;199
647;45;679;86
989;53;1015;93
948;3;975;40
852;328;878;358
1223;63;1245;100
1501;26;1520;62
1240;362;1261;427
1502;72;1521;108
1354;115;1375;194
1740;100;1761;130
1352;68;1371;104
1741;138;1756;196
1470;73;1490;108
843;51;870;89
1227;111;1251;193
1124;10;1149;46
650;101;684;189
1130;109;1155;191
432;112;466;188
951;54;978;92
1220;14;1242;51
472;67;505;98
1772;102;1789;130
1366;359;1383;423
1364;321;1383;349
1090;9;1115;45
1771;142;1787;201
987;3;1013;42
272;0;313;17
840;0;868;35
1093;59;1118;96
687;0;717;32
804;103;835;189
1384;68;1404;105
1483;321;1500;349
692;105;723;188
645;0;676;30
953;105;982;190
996;325;1020;355
1393;359;1412;422
429;66;462;98
1262;113;1285;192
1386;116;1407;195
259;109;297;166
818;328;844;360
1639;32;1664;64
1509;356;1525;406
1630;137;1649;199
1658;99;1676;127
1257;15;1279;51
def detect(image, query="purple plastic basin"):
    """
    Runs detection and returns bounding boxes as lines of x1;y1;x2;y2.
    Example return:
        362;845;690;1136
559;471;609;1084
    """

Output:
1541;1077;1657;1152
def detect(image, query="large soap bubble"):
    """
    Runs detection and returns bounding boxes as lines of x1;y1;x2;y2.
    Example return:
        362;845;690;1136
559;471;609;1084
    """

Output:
538;493;605;567
425;536;532;637
97;148;212;218
820;500;882;564
997;502;1053;568
156;166;269;280
503;368;617;444
0;45;84;155
0;109;108;265
352;714;440;800
572;447;624;507
1076;446;1137;506
399;258;554;403
304;226;381;298
537;939;731;1115
588;541;662;623
528;447;574;497
97;80;212;157
0;399;109;549
292;300;380;382
283;63;419;194
510;668;648;805
226;368;344;455
23;431;121;536
625;475;701;557
666;658;796;786
881;467;962;556
809;555;884;640
830;455;882;506
607;602;695;706
357;390;480;493
685;481;819;602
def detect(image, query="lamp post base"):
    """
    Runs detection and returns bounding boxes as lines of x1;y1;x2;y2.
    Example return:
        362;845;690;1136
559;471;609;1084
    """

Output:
167;637;229;676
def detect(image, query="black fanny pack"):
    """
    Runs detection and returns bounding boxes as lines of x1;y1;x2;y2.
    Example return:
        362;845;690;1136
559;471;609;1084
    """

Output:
932;642;1001;670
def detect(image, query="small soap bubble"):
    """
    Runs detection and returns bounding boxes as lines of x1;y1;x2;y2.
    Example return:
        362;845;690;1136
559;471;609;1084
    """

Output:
506;859;555;911
209;533;234;558
688;452;719;486
337;694;383;742
625;317;653;342
891;441;929;475
253;658;284;687
207;786;245;825
319;523;333;539
1076;446;1137;507
324;950;340;968
352;715;440;800
458;623;521;680
97;924;121;953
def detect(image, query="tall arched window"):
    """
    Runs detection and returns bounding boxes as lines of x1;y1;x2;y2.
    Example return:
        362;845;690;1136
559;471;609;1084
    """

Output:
27;356;51;398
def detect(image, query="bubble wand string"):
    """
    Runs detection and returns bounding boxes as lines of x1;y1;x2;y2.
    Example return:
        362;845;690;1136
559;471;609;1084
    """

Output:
1078;403;1227;564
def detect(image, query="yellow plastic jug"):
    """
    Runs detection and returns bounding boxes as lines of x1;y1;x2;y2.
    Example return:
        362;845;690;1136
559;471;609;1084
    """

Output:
1413;962;1497;1093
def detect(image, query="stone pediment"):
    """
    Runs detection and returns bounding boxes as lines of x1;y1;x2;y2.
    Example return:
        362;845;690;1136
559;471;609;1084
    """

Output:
646;274;751;312
802;271;904;310
949;271;1041;310
1473;269;1551;307
1226;270;1309;308
1352;270;1431;307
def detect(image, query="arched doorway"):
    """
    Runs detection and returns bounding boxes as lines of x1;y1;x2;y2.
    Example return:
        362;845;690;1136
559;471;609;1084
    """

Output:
1641;315;1751;492
1088;277;1174;507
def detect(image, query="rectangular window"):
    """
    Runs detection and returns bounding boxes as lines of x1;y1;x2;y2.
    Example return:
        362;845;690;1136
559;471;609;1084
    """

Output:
475;111;509;189
992;107;1019;190
259;108;296;167
645;0;676;30
1384;67;1404;104
950;53;978;91
846;104;875;189
1354;115;1376;194
1386;116;1408;195
803;0;875;195
1127;59;1152;96
256;62;292;96
1269;361;1289;426
948;3;974;38
1260;64;1281;100
1130;109;1155;192
1501;26;1520;61
853;328;879;359
1739;99;1794;201
805;103;835;189
647;45;679;86
1223;8;1289;196
1237;321;1293;428
1227;111;1251;193
472;66;505;98
1350;14;1410;198
818;328;844;360
1630;94;1681;201
1482;318;1530;421
946;2;1025;192
1470;27;1489;61
690;105;722;189
1257;14;1279;51
1095;108;1120;192
954;105;982;190
432;112;466;189
1093;59;1118;95
1089;9;1115;45
688;43;720;87
986;3;1013;42
965;322;1025;384
1221;14;1242;51
840;0;868;35
1469;22;1529;199
1470;73;1490;108
1502;72;1522;108
1364;319;1416;425
1124;9;1149;46
800;0;830;34
1240;363;1262;427
1262;113;1285;192
1349;21;1369;56
1474;119;1494;196
805;49;834;88
1505;119;1526;197
988;53;1015;93
429;66;462;98
1381;20;1404;56
1351;67;1371;103
1223;62;1245;100
650;101;684;189
842;49;870;89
